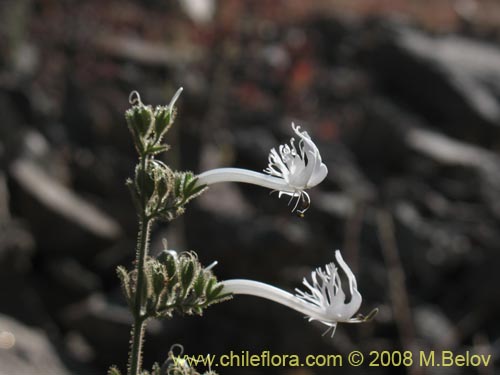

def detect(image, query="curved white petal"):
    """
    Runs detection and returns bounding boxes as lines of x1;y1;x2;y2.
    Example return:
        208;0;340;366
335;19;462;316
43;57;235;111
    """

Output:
307;163;328;188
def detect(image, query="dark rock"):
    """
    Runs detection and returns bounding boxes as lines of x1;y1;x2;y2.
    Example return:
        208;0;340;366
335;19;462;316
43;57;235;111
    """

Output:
319;141;377;202
47;258;102;297
232;127;279;169
0;220;34;274
362;23;500;145
93;34;201;68
61;293;165;369
414;305;458;349
0;313;71;375
185;206;321;279
0;172;9;222
61;294;132;368
9;157;122;255
0;171;35;274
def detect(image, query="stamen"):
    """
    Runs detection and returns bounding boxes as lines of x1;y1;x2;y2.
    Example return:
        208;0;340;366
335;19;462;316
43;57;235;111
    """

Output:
168;87;184;114
296;192;311;216
205;261;218;271
291;193;302;212
321;324;337;338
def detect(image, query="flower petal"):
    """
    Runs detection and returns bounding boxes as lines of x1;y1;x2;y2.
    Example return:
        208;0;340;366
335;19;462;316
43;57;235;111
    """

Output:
307;163;328;187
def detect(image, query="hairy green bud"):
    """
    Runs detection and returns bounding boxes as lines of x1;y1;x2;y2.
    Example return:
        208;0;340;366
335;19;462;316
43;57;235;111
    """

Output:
117;250;231;320
125;89;182;157
107;365;123;375
133;160;176;218
153;106;173;143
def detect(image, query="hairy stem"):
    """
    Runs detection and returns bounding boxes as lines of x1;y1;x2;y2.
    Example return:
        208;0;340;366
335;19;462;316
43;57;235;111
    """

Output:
128;318;146;375
128;155;152;375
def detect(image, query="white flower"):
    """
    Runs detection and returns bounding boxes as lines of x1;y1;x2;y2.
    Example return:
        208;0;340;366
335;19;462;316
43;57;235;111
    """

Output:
221;250;375;337
264;123;328;192
196;123;328;214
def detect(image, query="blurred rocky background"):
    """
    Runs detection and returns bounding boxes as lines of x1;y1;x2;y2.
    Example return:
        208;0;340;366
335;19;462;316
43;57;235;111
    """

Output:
1;0;500;374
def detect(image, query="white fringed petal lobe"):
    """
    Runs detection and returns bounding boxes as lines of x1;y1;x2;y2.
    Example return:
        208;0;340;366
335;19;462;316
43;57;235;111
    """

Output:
264;123;328;190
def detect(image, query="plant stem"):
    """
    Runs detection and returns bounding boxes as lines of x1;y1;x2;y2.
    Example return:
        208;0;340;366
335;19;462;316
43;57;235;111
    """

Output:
129;318;146;375
129;155;152;375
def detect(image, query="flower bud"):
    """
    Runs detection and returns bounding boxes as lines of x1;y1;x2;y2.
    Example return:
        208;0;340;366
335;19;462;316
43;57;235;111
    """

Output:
153;106;173;143
125;103;155;154
134;163;156;204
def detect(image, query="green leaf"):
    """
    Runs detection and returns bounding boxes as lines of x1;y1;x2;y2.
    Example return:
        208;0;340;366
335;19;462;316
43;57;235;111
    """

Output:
147;144;170;155
126;178;142;211
193;272;206;297
107;365;122;375
183;185;206;204
207;283;224;300
158;251;177;278
132;105;154;137
151;362;162;375
181;261;195;291
211;292;233;303
116;266;129;283
174;173;182;197
185;175;198;192
193;306;203;315
116;266;133;307
182;172;192;191
157;250;168;264
155;174;171;203
142;267;152;302
205;278;216;296
135;164;155;201
151;263;167;297
153;106;172;142
125;111;145;154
